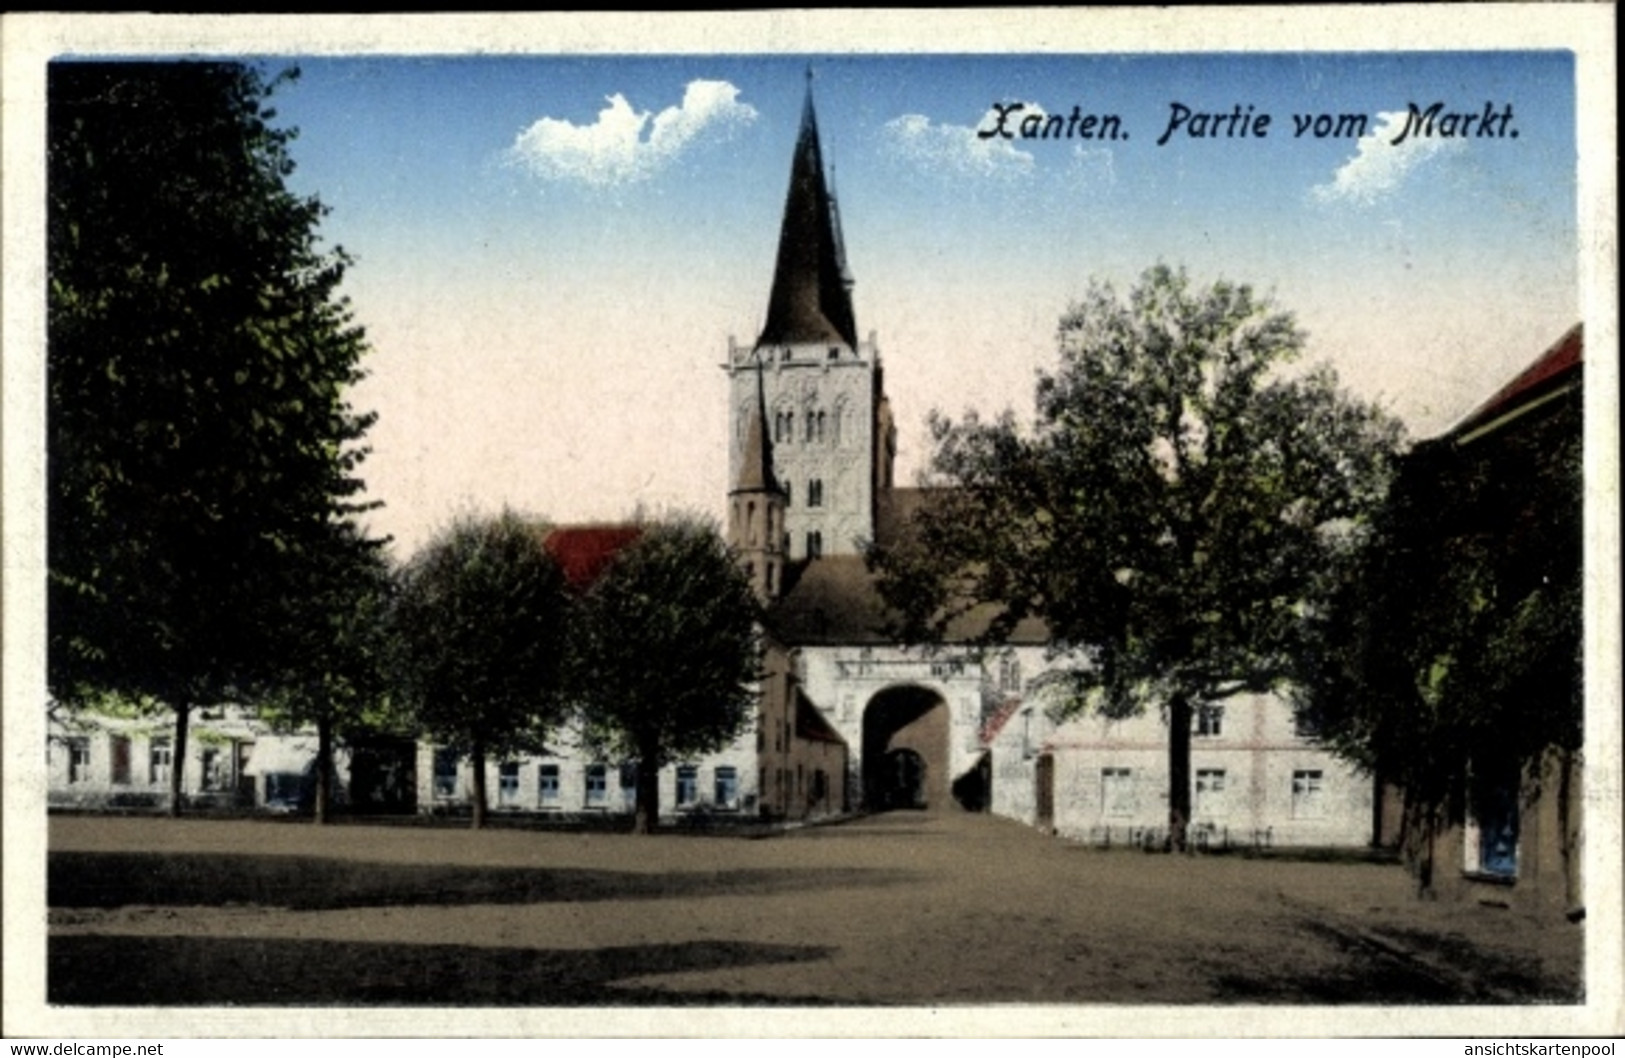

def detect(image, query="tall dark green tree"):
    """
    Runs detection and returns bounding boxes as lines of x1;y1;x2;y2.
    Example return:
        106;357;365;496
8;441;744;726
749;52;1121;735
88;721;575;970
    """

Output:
570;516;762;834
258;522;396;824
47;61;380;814
390;511;573;829
1293;366;1582;887
870;265;1403;850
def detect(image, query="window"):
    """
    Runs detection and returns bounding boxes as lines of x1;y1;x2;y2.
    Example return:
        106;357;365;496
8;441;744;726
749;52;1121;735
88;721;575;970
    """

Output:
149;738;172;786
1291;769;1325;819
1195;769;1227;818
498;761;520;807
538;763;560;807
1102;768;1135;818
433;748;458;799
67;739;90;784
808;479;823;507
200;747;227;792
806;531;823;559
676;764;698;808
585;763;608;807
110;736;131;785
999;657;1022;695
1293;710;1323;740
715;766;739;810
1196;705;1224;738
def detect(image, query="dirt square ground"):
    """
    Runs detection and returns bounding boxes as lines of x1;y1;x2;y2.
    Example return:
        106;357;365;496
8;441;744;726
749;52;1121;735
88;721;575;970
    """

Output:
44;810;1583;1013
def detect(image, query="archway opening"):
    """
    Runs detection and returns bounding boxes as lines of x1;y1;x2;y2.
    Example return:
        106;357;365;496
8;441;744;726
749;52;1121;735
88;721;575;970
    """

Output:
862;685;949;812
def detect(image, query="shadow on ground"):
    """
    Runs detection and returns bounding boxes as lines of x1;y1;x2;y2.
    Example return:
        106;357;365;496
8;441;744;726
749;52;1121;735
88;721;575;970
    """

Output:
1207;917;1582;1005
50;935;840;1006
49;851;917;912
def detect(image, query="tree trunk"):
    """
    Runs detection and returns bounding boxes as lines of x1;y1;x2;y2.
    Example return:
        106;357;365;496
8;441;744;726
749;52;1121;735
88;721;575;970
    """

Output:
314;716;333;826
1557;746;1581;911
1167;693;1192;852
632;749;661;835
470;740;487;830
169;700;191;818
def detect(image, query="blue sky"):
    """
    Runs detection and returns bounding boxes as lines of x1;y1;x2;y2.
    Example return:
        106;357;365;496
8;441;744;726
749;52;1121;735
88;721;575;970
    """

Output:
215;52;1577;555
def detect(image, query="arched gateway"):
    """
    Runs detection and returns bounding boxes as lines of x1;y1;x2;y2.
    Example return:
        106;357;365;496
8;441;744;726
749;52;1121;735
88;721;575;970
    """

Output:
862;685;950;811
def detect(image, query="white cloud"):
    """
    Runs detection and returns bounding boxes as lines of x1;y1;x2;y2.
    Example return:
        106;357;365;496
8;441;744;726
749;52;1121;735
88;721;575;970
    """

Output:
883;111;1035;179
508;79;757;187
1310;110;1465;205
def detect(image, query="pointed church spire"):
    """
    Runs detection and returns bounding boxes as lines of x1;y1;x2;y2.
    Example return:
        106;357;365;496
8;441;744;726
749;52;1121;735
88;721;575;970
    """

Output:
757;75;858;350
733;361;781;495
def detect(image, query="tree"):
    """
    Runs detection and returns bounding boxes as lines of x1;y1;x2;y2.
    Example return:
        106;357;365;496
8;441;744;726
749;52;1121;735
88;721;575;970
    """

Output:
870;265;1402;850
47;61;379;815
257;522;395;824
1293;372;1582;888
390;511;573;829
569;516;762;834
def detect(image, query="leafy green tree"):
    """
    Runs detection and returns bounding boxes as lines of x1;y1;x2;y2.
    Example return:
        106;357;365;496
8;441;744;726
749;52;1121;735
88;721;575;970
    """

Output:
870;265;1402;850
47;61;378;815
1293;381;1582;885
258;522;395;824
390;511;573;829
570;517;762;834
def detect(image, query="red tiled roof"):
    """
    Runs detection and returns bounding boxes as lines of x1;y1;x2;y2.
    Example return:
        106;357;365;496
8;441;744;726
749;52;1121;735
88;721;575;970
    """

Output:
543;525;642;591
1451;324;1583;439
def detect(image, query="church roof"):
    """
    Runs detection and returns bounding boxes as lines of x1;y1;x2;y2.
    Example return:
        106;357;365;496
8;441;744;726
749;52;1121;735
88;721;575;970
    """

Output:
756;80;858;350
769;553;1050;647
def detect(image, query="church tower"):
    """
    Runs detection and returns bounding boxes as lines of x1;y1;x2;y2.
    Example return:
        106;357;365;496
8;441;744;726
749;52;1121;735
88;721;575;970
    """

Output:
728;364;787;602
726;75;894;565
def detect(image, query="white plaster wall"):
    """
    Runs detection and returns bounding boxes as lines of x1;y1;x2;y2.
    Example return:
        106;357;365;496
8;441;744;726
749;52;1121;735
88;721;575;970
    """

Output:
1013;693;1375;848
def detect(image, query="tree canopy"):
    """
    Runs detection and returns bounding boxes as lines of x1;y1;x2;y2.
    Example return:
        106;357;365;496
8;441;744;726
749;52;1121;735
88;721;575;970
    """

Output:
47;61;380;813
870;265;1403;849
389;511;573;828
257;521;396;823
569;516;763;834
1293;375;1582;844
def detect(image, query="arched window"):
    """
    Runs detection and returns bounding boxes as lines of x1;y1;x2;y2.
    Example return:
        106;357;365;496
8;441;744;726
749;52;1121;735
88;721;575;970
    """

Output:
806;531;823;559
816;411;827;443
746;501;757;545
784;481;793;507
809;479;823;508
